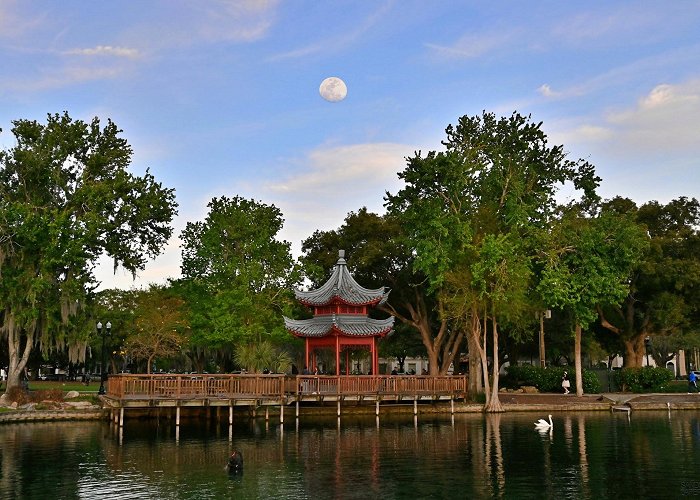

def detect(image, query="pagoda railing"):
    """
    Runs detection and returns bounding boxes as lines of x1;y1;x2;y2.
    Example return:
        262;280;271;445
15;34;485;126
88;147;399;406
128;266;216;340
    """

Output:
107;374;467;400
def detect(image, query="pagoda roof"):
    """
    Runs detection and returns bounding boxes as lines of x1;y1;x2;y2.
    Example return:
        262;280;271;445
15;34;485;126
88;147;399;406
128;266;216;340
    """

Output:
295;250;390;306
283;314;395;338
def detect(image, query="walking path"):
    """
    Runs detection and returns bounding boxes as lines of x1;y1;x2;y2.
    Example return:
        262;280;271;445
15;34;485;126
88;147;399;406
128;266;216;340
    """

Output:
498;392;700;411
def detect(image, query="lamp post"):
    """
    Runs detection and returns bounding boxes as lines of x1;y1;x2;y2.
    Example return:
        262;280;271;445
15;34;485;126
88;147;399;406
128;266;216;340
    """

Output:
97;321;111;395
539;310;551;368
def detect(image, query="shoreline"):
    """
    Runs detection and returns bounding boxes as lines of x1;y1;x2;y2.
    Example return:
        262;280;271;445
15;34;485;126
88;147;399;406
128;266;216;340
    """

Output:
1;392;699;423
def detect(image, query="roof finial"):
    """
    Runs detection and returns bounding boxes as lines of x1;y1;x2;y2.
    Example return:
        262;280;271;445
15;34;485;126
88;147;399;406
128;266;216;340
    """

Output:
339;249;345;259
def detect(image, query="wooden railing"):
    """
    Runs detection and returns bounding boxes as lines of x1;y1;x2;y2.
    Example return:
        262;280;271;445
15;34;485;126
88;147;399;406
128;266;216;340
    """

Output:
107;374;468;400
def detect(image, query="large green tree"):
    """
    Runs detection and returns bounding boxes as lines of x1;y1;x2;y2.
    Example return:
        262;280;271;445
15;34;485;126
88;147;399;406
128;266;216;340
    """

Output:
537;208;648;395
0;113;177;392
177;196;299;370
300;208;429;373
385;111;599;411
596;197;700;367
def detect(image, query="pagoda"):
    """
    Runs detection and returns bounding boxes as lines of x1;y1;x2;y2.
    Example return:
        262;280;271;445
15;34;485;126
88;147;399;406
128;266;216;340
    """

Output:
284;250;394;375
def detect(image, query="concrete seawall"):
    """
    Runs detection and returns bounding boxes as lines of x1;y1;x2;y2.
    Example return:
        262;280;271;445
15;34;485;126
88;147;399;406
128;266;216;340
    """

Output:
0;409;108;423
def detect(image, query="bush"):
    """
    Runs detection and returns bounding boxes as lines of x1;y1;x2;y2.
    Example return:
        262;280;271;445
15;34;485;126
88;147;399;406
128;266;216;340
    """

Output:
613;367;674;393
503;365;600;393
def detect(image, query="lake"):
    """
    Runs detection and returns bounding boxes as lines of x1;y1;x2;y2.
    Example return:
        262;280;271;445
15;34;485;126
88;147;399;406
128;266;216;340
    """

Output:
1;410;699;499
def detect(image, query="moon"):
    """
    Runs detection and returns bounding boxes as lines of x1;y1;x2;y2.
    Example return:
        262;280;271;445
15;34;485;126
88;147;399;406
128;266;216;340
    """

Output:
319;77;347;102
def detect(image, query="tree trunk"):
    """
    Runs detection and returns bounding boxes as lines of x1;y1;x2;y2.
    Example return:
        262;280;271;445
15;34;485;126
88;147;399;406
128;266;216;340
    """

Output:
574;323;583;397
425;340;440;376
484;311;504;413
4;324;33;394
468;318;483;396
623;336;645;367
381;291;461;375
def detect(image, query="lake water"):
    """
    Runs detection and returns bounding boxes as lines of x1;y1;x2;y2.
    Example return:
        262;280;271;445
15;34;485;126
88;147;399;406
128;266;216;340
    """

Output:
1;410;699;499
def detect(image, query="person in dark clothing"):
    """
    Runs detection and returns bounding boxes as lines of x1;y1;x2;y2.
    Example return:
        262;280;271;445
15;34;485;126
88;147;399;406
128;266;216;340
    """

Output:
689;371;699;393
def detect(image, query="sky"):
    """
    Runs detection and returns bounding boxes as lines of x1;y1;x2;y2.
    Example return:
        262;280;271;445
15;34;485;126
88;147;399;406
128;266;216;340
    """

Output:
2;0;700;290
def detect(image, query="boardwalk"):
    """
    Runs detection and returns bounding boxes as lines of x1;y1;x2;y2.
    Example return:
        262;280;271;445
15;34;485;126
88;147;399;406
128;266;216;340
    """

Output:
103;373;469;426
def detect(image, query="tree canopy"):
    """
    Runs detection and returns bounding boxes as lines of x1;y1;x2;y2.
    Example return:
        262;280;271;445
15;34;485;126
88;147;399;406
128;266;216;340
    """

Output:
0;112;177;392
385;111;601;411
597;196;700;366
177;195;300;370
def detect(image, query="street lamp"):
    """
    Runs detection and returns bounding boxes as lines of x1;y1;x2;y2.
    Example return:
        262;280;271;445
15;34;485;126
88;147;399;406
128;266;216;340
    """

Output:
644;336;651;367
539;310;551;368
97;321;111;395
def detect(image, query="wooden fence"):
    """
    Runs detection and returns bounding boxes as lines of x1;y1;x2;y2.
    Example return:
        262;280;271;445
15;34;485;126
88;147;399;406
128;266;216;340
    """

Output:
107;374;468;401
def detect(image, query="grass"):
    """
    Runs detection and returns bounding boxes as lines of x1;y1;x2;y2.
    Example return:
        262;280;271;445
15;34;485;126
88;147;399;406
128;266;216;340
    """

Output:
1;380;101;394
658;380;696;393
26;380;101;393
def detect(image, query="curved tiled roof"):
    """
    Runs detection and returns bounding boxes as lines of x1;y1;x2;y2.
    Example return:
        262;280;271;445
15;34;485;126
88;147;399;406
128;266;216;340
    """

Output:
283;314;395;338
295;250;390;306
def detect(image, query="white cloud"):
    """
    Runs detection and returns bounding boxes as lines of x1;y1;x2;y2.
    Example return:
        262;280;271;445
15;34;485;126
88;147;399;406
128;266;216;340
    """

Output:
542;79;700;204
549;79;700;155
604;80;700;152
266;143;408;195
537;84;555;97
258;142;414;255
425;30;516;59
0;64;127;92
97;141;417;288
64;45;140;59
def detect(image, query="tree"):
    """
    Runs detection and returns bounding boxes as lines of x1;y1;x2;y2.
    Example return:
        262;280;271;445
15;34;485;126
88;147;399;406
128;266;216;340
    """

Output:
300;208;431;374
385;111;599;411
537;208;648;395
91;288;140;374
125;286;189;374
0;113;177;392
597;197;700;367
177;196;299;369
234;340;292;374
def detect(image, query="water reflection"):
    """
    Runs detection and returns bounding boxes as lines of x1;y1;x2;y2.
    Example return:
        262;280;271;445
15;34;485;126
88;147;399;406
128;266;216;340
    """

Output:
0;412;698;499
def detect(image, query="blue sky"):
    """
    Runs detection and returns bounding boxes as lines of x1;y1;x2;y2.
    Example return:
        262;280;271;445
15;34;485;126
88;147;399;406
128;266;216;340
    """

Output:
2;1;700;289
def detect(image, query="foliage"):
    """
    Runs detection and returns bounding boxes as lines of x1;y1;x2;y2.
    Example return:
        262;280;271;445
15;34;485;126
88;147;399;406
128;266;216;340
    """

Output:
385;111;601;410
612;367;675;393
597;197;700;367
177;196;299;365
124;285;189;373
233;340;291;374
537;208;648;329
504;365;600;393
92;288;141;373
536;206;648;395
0;112;176;391
300;208;423;355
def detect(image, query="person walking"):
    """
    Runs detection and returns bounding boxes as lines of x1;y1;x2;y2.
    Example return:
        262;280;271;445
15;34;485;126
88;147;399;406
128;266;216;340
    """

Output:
688;371;699;394
561;371;571;394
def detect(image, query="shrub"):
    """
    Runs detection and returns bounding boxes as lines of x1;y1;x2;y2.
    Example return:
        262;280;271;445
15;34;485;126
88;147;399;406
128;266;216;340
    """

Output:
504;365;600;393
613;367;674;393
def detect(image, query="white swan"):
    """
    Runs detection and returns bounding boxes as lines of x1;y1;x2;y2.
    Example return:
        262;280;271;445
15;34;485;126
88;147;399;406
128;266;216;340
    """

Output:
534;414;553;428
